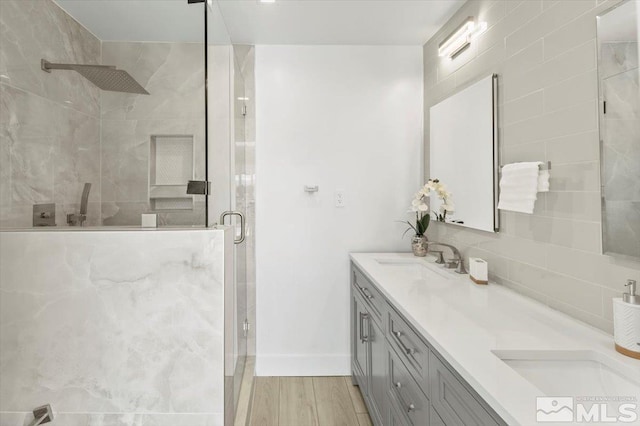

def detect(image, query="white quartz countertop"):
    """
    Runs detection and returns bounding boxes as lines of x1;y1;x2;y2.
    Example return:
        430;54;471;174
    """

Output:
350;253;640;426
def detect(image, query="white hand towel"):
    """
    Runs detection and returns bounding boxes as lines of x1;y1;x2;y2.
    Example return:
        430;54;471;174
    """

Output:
498;162;543;214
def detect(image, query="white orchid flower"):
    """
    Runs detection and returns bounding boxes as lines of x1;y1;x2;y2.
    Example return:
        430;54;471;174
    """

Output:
418;203;429;212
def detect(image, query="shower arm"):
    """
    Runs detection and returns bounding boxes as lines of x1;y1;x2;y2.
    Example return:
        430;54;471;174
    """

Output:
41;59;115;73
40;58;149;95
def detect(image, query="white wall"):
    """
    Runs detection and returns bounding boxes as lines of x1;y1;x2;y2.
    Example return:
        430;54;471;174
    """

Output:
255;46;423;376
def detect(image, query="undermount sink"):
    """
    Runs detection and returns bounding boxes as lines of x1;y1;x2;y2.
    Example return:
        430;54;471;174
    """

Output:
492;350;640;396
374;258;452;281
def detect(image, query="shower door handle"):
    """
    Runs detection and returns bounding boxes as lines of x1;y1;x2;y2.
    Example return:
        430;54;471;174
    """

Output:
220;211;245;244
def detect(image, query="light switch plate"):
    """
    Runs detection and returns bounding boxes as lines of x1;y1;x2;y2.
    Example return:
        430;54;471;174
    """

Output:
335;190;346;208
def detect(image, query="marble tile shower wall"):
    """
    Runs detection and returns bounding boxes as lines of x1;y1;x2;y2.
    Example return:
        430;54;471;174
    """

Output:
423;0;640;333
0;0;206;228
0;0;102;228
100;41;205;226
0;230;226;426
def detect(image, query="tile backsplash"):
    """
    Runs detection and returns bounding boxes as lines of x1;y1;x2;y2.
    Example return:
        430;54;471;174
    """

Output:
423;0;640;333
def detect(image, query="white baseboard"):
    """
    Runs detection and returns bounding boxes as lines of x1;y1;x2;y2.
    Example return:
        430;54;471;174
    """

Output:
256;354;351;376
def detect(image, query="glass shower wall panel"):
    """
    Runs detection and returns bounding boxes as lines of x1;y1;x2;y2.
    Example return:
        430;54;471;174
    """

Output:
0;0;208;229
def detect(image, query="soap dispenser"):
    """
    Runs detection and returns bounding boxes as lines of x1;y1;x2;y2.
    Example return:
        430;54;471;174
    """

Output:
613;280;640;359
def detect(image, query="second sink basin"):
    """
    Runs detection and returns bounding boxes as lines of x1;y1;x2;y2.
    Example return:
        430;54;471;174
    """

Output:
492;350;640;397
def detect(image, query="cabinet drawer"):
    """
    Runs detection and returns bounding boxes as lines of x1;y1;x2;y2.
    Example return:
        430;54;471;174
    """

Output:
353;267;385;325
388;350;429;426
387;307;430;398
388;393;412;426
430;352;502;426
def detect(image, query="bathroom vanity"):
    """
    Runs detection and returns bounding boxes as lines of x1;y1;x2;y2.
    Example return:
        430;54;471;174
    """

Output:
351;256;505;426
350;253;640;426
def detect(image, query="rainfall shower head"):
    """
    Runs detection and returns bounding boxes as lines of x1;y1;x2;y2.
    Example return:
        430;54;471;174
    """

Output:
41;59;149;95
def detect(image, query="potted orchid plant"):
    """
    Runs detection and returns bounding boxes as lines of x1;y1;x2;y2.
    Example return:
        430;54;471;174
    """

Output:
403;178;454;257
428;178;454;222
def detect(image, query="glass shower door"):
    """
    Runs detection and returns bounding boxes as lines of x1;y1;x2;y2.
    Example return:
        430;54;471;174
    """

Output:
206;2;250;424
232;58;249;415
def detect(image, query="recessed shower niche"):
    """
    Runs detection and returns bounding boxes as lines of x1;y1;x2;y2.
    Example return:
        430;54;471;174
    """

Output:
149;135;195;211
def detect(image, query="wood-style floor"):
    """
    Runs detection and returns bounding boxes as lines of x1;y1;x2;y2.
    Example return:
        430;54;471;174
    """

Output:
249;376;373;426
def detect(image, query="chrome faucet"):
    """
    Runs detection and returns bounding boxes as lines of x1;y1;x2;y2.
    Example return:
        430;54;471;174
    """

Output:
67;183;91;226
427;242;467;274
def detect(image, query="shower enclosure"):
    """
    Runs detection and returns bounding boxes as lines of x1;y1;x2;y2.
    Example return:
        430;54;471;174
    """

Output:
0;0;255;424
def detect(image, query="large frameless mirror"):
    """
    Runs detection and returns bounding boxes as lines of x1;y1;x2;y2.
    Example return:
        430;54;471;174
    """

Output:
596;0;640;259
428;74;499;233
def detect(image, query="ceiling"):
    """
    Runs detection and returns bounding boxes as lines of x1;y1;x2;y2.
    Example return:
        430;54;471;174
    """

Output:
54;0;205;43
55;0;465;46
216;0;465;45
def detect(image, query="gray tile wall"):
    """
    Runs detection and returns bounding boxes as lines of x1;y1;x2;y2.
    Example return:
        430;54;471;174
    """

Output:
423;0;640;333
0;0;102;228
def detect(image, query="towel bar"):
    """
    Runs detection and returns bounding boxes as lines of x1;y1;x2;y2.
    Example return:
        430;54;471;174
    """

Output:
498;161;551;173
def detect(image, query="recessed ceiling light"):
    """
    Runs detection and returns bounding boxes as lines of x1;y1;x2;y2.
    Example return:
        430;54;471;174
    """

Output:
259;0;276;3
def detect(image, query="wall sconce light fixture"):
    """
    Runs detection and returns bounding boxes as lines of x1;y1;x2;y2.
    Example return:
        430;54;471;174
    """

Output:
438;17;488;59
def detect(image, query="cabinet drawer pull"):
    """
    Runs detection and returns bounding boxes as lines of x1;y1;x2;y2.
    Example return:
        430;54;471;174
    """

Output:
394;330;415;355
407;403;415;413
359;312;369;343
360;286;374;299
395;381;402;389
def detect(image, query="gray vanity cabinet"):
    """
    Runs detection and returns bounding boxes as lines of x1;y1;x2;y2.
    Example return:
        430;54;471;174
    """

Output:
430;352;501;426
430;408;447;426
351;291;369;389
350;263;506;426
369;317;387;425
351;271;386;426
